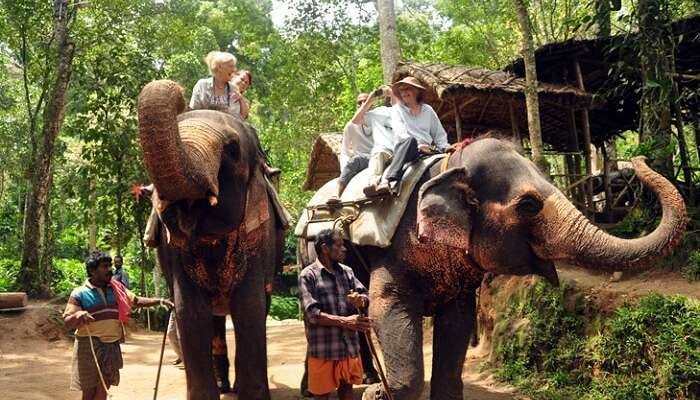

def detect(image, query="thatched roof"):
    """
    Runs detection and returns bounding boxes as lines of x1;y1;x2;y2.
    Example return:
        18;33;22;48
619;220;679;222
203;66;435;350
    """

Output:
393;62;593;150
302;133;343;191
505;15;700;145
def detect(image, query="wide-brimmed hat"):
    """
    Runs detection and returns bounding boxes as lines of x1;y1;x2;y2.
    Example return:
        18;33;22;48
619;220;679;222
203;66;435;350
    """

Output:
391;76;427;93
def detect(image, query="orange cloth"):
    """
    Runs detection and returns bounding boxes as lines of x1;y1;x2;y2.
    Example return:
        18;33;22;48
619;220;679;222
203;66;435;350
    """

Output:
308;356;363;395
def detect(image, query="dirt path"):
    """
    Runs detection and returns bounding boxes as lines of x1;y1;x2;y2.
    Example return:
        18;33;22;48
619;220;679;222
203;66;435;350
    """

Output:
556;263;699;300
0;318;521;400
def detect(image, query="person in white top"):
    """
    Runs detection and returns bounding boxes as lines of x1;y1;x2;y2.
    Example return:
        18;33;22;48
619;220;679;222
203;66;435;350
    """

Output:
328;88;395;203
374;76;452;195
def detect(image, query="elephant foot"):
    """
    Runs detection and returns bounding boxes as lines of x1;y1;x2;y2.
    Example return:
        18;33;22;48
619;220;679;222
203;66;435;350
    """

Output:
362;383;389;400
217;379;231;394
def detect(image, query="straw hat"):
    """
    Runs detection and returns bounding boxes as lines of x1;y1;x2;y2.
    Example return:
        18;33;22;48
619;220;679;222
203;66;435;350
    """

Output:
391;76;427;93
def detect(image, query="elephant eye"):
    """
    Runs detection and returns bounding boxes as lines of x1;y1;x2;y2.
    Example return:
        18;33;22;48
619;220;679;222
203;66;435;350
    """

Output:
516;193;543;216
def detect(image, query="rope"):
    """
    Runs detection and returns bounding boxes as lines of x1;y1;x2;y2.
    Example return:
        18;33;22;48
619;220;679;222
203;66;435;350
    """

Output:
85;325;112;399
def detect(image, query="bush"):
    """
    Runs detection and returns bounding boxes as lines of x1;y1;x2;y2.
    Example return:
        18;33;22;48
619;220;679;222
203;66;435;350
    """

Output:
51;258;86;296
586;295;700;399
491;283;700;400
0;258;21;291
268;295;300;321
685;249;700;282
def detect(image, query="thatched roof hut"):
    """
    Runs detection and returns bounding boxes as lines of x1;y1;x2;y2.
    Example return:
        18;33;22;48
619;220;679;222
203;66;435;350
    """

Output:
505;15;700;145
393;62;593;151
302;133;343;191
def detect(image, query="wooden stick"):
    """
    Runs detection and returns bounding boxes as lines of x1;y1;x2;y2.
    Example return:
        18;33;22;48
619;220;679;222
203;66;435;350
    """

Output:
153;310;171;400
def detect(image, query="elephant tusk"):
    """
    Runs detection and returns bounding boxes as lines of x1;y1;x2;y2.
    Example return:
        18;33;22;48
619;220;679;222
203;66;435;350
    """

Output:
208;195;218;207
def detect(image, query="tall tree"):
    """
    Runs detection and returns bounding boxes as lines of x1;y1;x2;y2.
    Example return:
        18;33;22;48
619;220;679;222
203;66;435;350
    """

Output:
17;0;78;296
512;0;548;172
377;0;402;84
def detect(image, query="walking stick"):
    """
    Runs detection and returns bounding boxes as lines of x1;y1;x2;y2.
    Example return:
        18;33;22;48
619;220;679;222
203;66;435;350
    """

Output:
153;310;171;400
353;299;394;400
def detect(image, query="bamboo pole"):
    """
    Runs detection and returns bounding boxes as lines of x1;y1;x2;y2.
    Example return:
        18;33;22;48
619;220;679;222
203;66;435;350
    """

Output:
671;82;695;203
567;110;585;209
602;145;613;221
573;58;595;216
509;101;520;141
454;100;463;142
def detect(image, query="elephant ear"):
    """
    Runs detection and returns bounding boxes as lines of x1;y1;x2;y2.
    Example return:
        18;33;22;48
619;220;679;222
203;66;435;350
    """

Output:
417;167;478;250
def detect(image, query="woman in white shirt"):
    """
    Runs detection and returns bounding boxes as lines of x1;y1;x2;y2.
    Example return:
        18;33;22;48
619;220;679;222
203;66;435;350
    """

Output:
373;76;451;195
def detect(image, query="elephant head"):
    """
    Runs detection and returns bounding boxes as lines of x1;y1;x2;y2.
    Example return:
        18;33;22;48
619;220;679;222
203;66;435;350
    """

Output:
137;80;256;244
417;138;687;283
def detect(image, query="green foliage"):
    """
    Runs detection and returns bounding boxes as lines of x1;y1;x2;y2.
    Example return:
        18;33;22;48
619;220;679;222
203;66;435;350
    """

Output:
51;258;86;296
686;250;700;281
268;295;301;321
607;207;657;238
491;281;700;400
586;295;700;399
0;258;21;291
492;281;590;392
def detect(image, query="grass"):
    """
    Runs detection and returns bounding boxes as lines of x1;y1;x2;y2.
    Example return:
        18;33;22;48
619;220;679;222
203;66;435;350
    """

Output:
489;280;700;399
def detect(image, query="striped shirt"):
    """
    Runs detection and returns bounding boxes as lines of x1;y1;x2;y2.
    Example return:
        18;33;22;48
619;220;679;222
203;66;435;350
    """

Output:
299;260;368;360
63;280;136;343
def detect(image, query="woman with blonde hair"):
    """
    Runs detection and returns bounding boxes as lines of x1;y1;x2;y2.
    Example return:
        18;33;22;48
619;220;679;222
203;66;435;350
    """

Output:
190;51;248;118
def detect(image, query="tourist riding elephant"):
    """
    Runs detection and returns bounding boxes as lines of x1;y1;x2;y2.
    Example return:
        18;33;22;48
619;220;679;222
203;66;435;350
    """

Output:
356;137;687;400
137;80;281;400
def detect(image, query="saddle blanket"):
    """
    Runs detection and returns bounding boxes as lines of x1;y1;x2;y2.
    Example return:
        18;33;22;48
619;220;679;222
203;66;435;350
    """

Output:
294;153;446;248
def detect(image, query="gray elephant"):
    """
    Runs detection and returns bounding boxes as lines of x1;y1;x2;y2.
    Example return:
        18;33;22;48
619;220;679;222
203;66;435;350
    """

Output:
137;80;283;400
342;137;686;400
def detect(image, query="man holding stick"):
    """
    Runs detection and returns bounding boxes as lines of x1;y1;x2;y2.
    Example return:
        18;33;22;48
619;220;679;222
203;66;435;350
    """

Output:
63;250;173;400
299;229;371;400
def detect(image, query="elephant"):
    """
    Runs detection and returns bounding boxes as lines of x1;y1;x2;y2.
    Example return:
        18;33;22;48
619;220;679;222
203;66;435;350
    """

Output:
337;137;686;400
137;80;283;400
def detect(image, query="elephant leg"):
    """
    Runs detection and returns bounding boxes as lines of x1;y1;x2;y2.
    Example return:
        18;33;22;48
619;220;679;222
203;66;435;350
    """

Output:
172;262;219;400
429;291;476;400
211;315;231;393
365;266;424;400
230;259;270;400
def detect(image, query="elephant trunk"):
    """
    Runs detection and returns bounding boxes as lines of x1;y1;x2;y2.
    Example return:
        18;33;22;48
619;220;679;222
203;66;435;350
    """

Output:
138;80;224;203
532;156;687;270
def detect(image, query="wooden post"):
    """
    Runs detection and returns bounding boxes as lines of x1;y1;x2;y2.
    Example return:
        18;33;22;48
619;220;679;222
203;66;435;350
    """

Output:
671;81;695;203
567;110;584;208
509;101;520;141
573;58;594;216
602;145;613;221
454;100;463;142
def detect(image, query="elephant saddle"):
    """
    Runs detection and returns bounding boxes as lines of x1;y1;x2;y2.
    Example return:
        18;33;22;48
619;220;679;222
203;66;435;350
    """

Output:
295;153;447;248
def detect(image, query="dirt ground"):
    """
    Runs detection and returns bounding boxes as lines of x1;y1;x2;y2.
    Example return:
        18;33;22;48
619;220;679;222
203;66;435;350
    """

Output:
3;265;695;400
0;315;521;400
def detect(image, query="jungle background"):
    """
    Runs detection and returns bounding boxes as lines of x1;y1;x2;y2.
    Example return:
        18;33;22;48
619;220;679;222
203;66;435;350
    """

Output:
0;0;699;399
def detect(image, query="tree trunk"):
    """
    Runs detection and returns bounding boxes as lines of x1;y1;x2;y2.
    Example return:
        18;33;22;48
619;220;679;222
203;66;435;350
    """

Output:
376;0;402;84
637;0;674;177
88;184;97;251
17;0;77;297
115;189;123;256
39;191;54;294
512;0;548;173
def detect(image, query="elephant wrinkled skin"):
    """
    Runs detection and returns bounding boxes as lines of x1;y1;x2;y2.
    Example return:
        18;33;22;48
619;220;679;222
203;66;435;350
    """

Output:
355;137;687;400
137;80;282;400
